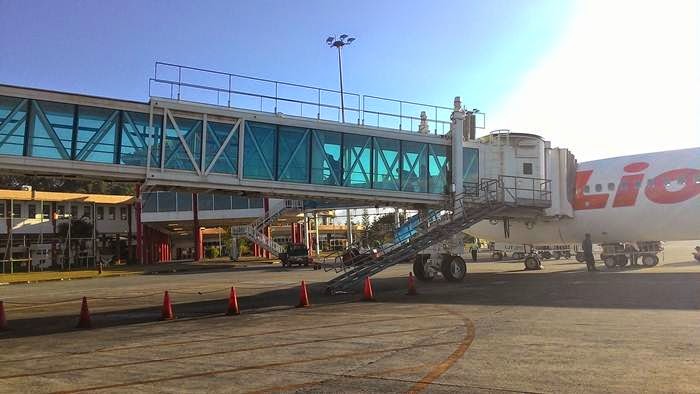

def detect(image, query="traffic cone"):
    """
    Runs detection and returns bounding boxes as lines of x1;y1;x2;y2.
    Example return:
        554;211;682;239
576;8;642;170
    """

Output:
76;297;92;329
296;281;310;308
226;287;240;316
0;301;7;330
161;291;175;320
362;276;375;302
407;272;418;296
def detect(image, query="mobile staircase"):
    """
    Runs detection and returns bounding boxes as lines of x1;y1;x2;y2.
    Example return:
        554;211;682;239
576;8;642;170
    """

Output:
232;199;303;257
324;179;510;294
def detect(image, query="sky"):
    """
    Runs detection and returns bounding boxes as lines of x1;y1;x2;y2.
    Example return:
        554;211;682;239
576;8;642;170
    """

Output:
0;0;697;161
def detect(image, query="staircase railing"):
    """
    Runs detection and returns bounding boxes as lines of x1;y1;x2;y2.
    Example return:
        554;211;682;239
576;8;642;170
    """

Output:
231;199;303;257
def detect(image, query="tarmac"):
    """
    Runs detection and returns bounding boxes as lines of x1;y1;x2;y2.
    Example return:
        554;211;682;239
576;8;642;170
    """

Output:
0;241;699;393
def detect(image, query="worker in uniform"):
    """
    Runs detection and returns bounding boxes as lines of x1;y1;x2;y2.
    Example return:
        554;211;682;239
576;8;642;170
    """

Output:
693;246;700;263
582;233;597;272
469;245;478;262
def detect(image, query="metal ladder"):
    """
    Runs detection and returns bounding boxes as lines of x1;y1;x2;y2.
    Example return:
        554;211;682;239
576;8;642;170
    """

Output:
232;200;303;257
324;190;507;294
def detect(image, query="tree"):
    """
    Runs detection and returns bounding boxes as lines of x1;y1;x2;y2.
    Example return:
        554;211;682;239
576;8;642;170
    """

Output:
365;213;397;247
361;209;370;243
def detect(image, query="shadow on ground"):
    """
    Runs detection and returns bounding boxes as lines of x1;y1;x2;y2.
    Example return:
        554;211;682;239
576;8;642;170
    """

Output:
2;262;699;339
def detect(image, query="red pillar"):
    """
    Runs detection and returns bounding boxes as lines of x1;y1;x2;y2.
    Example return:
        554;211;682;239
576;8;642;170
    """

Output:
135;184;143;264
263;198;270;259
193;193;202;262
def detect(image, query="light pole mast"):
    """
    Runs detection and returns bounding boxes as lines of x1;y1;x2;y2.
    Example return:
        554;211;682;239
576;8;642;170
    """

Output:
326;34;355;123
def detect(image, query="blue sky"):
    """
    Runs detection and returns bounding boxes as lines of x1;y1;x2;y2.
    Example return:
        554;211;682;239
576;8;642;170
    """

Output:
1;0;697;160
0;1;572;118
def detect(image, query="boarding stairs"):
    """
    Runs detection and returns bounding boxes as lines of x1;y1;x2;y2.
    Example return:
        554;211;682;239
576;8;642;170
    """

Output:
232;200;303;257
324;180;509;294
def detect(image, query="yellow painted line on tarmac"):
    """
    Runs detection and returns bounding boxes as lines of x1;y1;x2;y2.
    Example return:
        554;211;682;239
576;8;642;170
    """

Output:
406;317;476;393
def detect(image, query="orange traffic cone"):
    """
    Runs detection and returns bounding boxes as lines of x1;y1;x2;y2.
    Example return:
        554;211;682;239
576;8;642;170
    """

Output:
0;301;7;330
362;276;375;302
76;297;92;329
407;272;418;296
161;291;175;320
226;287;240;316
296;281;310;308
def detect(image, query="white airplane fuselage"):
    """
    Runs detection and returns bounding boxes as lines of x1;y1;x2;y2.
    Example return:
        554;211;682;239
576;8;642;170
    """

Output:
470;147;700;244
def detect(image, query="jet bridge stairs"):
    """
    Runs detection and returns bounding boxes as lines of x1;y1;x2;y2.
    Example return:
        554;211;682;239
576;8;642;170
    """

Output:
325;178;517;294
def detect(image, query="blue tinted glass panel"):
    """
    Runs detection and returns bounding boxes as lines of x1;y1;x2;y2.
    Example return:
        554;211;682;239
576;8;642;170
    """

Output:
31;100;73;159
373;137;400;191
277;126;309;183
76;106;118;163
310;129;341;186
158;192;176;212
206;121;238;175
176;192;192;211
249;198;263;208
401;141;428;193
0;96;27;156
164;116;202;171
232;197;249;209
142;192;157;212
198;193;214;210
343;134;371;188
428;144;449;194
463;147;479;195
121;111;162;167
243;122;276;180
214;194;232;210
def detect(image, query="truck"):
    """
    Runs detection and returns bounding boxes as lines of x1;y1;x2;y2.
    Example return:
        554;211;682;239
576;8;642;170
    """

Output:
279;244;312;268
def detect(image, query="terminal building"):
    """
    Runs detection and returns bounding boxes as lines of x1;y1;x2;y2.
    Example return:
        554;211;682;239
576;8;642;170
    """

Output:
0;62;576;292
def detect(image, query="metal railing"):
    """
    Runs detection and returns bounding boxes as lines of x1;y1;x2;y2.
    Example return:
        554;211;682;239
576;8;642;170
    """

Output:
148;62;485;135
498;175;552;206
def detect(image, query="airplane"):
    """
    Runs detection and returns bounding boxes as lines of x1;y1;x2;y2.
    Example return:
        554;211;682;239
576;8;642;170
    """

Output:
468;147;700;267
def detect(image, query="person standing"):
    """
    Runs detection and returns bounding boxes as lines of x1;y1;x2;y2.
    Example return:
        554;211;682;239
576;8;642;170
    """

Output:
470;244;478;262
582;233;597;272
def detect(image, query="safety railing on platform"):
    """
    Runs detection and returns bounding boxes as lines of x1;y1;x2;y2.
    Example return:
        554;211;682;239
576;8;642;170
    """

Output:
148;62;486;135
498;175;552;207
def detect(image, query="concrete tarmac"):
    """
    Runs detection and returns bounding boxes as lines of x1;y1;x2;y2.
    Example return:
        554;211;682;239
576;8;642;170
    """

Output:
1;241;699;393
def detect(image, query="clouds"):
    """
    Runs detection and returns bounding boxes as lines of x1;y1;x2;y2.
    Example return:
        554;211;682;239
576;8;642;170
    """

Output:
487;0;699;161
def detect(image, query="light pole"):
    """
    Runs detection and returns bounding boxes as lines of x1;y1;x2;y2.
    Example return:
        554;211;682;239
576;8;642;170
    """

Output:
326;34;355;123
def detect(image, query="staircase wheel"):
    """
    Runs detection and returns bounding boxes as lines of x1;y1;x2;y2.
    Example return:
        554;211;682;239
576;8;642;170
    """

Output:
441;256;467;282
524;256;542;270
641;254;659;267
413;255;433;282
603;256;617;269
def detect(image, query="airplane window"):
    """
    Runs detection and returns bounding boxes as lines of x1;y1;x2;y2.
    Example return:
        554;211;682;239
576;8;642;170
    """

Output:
695;175;700;184
677;176;686;185
594;184;602;192
607;182;615;191
584;185;590;193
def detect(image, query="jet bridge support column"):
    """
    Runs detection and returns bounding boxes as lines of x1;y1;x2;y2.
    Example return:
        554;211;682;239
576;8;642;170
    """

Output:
451;97;465;200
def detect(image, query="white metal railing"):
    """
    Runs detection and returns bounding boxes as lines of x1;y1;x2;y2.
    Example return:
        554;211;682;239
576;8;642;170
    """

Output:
231;199;302;256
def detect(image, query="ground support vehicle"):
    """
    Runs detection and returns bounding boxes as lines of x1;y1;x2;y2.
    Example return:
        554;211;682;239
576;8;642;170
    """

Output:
279;244;312;268
598;241;662;268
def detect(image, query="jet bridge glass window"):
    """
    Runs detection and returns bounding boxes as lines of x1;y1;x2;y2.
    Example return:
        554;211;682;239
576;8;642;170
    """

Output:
310;129;341;186
463;148;479;195
76;106;119;164
30;100;74;160
205;121;239;175
428;144;449;194
401;141;428;193
163;116;202;171
243;122;276;180
0;96;28;156
120;111;162;167
373;137;400;191
277;125;310;183
343;134;372;188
